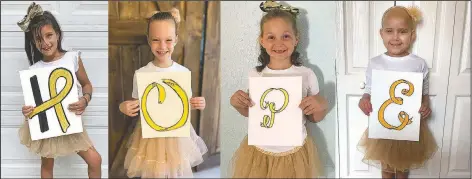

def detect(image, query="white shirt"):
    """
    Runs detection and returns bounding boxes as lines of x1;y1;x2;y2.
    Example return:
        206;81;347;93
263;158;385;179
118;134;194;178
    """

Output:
248;65;320;153
132;61;191;99
30;50;83;96
364;53;430;95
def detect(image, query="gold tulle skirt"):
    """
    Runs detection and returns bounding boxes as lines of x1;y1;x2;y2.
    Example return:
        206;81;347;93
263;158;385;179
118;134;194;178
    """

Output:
123;120;208;178
18;120;94;158
230;135;324;178
358;122;438;173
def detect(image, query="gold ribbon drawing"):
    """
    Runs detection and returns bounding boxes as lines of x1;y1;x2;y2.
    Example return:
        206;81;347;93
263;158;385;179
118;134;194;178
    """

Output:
28;67;74;133
378;79;415;130
260;88;289;128
141;79;189;131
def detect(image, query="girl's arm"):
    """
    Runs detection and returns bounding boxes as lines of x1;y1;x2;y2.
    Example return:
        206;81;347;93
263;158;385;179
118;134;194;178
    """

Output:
235;106;249;117
190;97;206;110
119;99;140;117
230;90;252;117
76;56;93;102
305;94;328;123
68;56;92;114
422;95;430;106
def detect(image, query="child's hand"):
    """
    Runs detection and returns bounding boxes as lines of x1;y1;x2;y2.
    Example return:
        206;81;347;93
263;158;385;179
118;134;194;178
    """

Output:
190;97;206;110
358;94;372;116
419;103;431;120
299;95;328;115
230;90;254;109
119;100;140;117
22;105;34;118
68;97;88;115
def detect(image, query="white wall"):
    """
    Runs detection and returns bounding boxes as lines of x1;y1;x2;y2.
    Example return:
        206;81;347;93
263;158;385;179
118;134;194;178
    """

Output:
0;1;108;178
220;1;337;177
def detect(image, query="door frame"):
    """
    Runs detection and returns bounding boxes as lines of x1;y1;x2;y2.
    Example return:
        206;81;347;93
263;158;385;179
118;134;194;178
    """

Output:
334;1;343;178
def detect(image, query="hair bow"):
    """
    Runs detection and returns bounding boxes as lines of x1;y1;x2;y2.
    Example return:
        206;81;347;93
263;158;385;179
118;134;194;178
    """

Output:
17;2;44;32
259;1;300;16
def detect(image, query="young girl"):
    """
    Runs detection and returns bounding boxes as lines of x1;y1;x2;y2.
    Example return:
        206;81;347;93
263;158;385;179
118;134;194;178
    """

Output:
229;2;328;178
357;6;438;178
118;8;208;178
18;2;102;178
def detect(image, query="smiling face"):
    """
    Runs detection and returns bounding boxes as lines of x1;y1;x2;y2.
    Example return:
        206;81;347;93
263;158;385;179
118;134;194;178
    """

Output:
33;24;60;58
259;17;298;62
380;7;416;57
148;20;177;62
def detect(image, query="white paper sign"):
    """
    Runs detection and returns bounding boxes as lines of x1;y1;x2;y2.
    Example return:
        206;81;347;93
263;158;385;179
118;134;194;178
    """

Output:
248;76;303;146
19;65;82;141
136;71;191;138
369;70;423;141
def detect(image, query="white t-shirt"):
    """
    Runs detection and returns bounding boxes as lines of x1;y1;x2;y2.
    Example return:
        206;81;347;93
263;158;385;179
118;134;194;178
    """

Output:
248;65;320;153
364;53;429;95
132;61;191;99
30;50;83;96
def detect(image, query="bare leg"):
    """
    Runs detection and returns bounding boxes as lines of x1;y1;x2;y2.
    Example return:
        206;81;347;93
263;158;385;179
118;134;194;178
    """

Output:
395;170;409;179
382;170;395;178
381;163;395;178
77;147;102;178
40;157;54;178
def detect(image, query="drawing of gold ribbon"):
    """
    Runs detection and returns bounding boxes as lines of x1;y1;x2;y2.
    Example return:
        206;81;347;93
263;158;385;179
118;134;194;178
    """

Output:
141;79;189;131
378;79;414;130
260;88;289;128
17;2;44;32
28;67;74;133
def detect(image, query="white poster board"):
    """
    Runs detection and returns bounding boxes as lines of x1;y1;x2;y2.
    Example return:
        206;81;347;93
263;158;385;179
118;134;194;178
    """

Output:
369;70;423;141
248;76;303;146
136;71;191;138
19;65;83;141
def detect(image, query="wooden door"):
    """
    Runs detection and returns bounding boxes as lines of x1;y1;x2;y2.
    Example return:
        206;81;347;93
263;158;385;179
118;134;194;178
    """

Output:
108;1;220;177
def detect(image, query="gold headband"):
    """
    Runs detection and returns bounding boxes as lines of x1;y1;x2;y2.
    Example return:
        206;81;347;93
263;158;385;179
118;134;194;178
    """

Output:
17;2;44;32
260;1;300;16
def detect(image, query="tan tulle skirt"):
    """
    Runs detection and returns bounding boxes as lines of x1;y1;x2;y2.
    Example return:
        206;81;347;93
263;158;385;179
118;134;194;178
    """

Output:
230;135;323;178
123;120;208;178
358;122;438;173
18;120;94;159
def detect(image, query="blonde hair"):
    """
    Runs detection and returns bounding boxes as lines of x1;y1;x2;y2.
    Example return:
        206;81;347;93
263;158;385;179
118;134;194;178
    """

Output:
146;8;181;36
382;6;423;30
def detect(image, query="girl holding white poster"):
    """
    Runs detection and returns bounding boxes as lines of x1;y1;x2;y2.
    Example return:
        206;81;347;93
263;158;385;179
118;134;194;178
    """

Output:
118;9;208;178
229;1;328;178
17;2;102;178
357;6;438;178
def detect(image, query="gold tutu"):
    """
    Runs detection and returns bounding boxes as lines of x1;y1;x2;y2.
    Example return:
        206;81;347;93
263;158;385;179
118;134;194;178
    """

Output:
123;120;208;178
230;135;324;178
358;122;438;173
18;120;94;159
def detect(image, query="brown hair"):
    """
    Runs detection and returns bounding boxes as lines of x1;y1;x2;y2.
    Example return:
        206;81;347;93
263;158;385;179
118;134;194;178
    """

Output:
256;9;302;72
23;11;66;65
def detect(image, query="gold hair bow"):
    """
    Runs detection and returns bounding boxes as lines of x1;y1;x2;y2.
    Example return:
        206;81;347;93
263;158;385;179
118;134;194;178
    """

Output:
17;2;44;32
405;6;422;24
260;1;300;16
